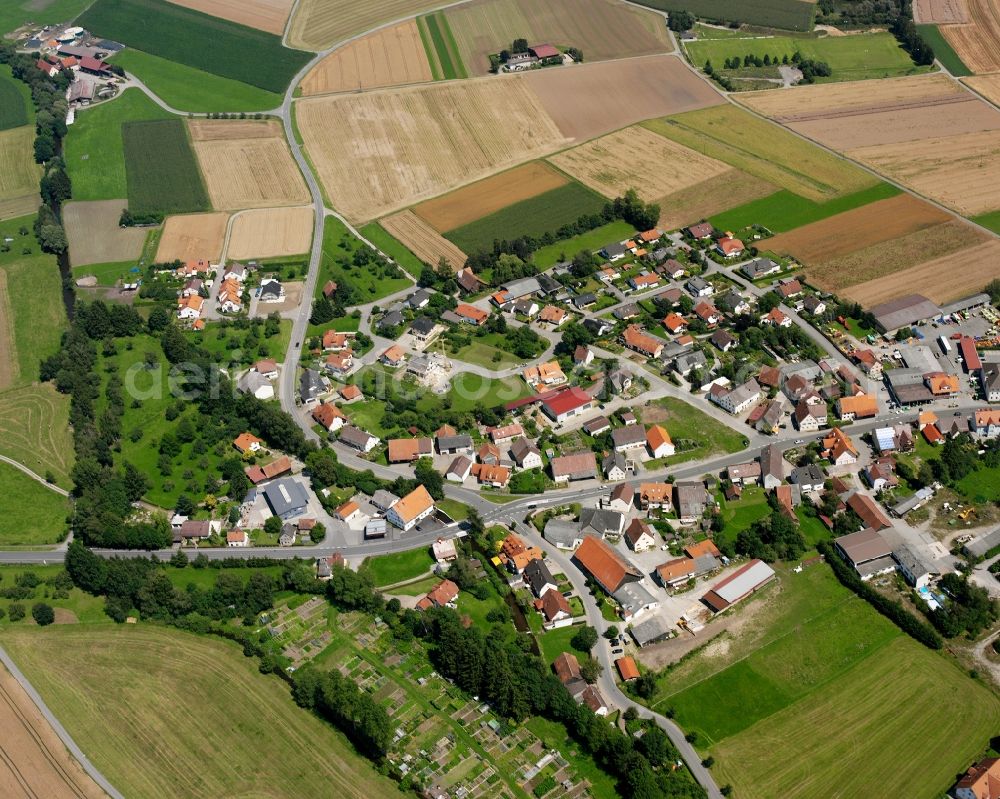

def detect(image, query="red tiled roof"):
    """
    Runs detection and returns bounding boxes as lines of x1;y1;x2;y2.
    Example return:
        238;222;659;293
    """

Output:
574;535;641;593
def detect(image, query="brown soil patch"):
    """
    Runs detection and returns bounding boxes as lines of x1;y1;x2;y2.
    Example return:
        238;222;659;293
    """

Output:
301;21;433;96
0;663;107;798
0;270;16;390
296;77;568;222
942;0;1000;74
227;206;313;259
914;0;969;23
841;238;1000;305
522;54;723;142
964;74;1000;107
52;608;79;624
656;169;776;230
189;121;309;211
413;161;567;232
164;0;294;34
848;129;1000;215
548;124;730;201
63;200;148;268
765;194;951;264
156;212;229;263
0;195;40;223
288;0;442;50
446;0;670;77
381;211;469;270
806;220;987;293
255;280;303;315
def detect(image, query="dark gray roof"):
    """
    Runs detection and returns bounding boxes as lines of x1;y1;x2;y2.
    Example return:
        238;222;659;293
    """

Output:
340;425;376;449
544;519;581;548
573;293;597;308
410;317;435;335
299;369;323;400
630;614;672;646
790;463;825;485
437;434;473;451
263;479;310;518
582;317;611;334
603;242;627;258
611;425;646;448
870;294;940;332
379;310;404;328
259;278;281;298
523;559;556;595
579;508;624;536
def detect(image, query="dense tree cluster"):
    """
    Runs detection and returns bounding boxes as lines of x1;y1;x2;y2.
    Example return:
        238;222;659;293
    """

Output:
734;508;808;563
927;573;998;638
667;10;695;30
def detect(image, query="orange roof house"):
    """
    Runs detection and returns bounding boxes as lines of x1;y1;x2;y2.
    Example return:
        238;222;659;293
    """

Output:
639;229;662;244
312;403;346;430
836;394;878;420
387;437;433;463
684;539;721;559
953;757;1000;799
472;463;511;487
262;456;291;479
523;360;566;387
381;344;405;365
416;579;459;610
233;432;263;453
646;425;673;458
823;427;859;464
925;372;960;395
663;313;687;333
455;303;489;325
616;656;640;681
539;305;566;324
715;235;745;257
340;384;362;401
323;330;350;350
638;482;672;508
335;500;360;520
573;535;642;594
622;324;663;358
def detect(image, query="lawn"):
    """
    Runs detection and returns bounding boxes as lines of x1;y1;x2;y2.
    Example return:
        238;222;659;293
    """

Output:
717;486;771;538
709;182;900;234
122;119;210;216
446;372;533;411
536;623;581;664
629;0;815;31
532;220;636;268
0;564;108;624
77;0;310;93
436;498;470;521
0;65;30;131
1;625;400;799
445;182;608;253
955;465;1000;502
916;24;972;77
162;564;285;591
973;210;1000;235
0;462;69;546
455;581;505;627
71;259;140;287
359;222;426;276
318;216;412;302
112;49;282;112
452;340;521;369
65;89;173;201
642;397;747;463
795;506;830;545
687;32;924;83
362;548;435;586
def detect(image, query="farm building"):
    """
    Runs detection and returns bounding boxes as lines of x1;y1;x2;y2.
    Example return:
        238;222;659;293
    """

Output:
573;536;641;594
702;559;775;613
834;527;895;580
540;387;593;423
869;294;940;334
630;614;672;647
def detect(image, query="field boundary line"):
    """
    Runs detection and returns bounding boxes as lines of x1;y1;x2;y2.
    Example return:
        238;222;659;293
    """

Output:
0;455;70;497
0;645;125;799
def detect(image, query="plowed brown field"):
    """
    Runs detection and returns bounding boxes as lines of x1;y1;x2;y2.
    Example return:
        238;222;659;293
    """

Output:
301;21;433;96
413;162;567;231
381;211;468;270
765;194;950;264
296;78;568;222
657;169;776;230
548;124;730;201
914;0;969;23
942;0;1000;74
227;206;313;259
842;238;1000;305
156;212;229;263
164;0;294;34
64;200;148;267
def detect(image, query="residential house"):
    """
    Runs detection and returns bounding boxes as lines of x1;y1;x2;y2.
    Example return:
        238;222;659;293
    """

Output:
602;453;628;482
456;268;485;294
612;425;647;453
553;652;588;698
259;279;283;302
613;582;659;622
864;459;898;493
622;325;663;359
686;222;713;239
380;345;405;367
513;297;539;318
741;257;780;280
602;241;627;261
656;557;697;589
226;530;249;547
794;401;827;431
822;428;858;466
574;345;594;366
387;437;434;463
717;290;750;315
972;408;1000;440
663;313;687;334
686;276;713;297
710;329;737;352
694;301;721;326
323;351;354;375
339;425;379;453
323;330;350;351
761;444;785;489
853;348;883;379
477;442;502;465
335;500;362;524
523;558;558;598
539;305;567;326
624;519;657;552
675;482;709;523
550;451;597;483
339;384;362;402
510;439;542;470
727;462;761;486
777;278;802;299
952;757;1000;799
409;317;437;340
674;349;707;378
371;490;399;511
836;394;878;420
614;303;641;321
638;482;672;510
176;295;204;320
455;303;489;325
789;463;825;493
715;235;745;258
416;579;459;610
445;455;473;482
233;432;263;454
471;463;511;488
709;378;761;415
572;292;597;309
387;485;435;531
582;317;612;337
523;360;567;389
499;533;543;574
278;523;298;546
311;402;346;432
629;273;660;291
607;482;634;512
579;508;625;537
536;590;573;626
646;425;674;459
299;369;324;405
802;295;826;315
756;398;785;435
762;307;791;327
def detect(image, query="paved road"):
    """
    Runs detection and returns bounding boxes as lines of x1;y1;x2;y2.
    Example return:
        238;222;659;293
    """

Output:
0;644;125;799
0;455;69;497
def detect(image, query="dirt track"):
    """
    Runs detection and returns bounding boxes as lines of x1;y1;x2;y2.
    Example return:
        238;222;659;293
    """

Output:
0;270;16;390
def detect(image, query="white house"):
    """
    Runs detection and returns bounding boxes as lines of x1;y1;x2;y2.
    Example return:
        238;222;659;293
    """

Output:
226;530;249;547
624;519;657;552
646;425;674;459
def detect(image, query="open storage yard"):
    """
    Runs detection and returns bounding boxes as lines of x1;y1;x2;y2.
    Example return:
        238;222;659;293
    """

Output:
548;124;730;202
914;0;969;22
413;161;568;231
942;0;1000;73
0;127;42;222
380;211;468;270
227;206;313;259
188;119;309;211
288;0;444;50
301;21;433;96
155;212;229;263
444;0;670;76
161;0;295;34
64;200;148;267
2;625;400;799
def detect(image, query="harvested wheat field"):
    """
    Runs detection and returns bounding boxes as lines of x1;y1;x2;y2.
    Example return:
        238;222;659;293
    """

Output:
188;120;308;210
0;127;42;220
807;221;986;294
849;129;1000;215
227;206;313;259
164;0;294;33
549;124;730;202
64;200;148;267
301;21;432;96
381;211;468;269
524;54;723;142
156;212;229;263
0;663;107;799
842;238;1000;305
296;78;568;222
943;0;1000;74
914;0;969;22
413;162;568;231
965;74;1000;106
658;170;776;230
446;0;669;76
765;194;950;264
288;0;442;50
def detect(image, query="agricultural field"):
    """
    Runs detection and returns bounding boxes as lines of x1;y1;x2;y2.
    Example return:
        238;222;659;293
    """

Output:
77;0;310;93
548;124;730;202
444;181;607;254
155;212;228;263
64;89;172;202
0;384;74;488
942;0;1000;74
916;24;973;75
123;119;210;216
188;119;309;211
380;211;468;270
287;0;443;50
162;0;295;34
965;73;1000;105
914;0;969;23
0;66;30;131
413;162;568;232
418;12;467;80
0;662;106;799
63;200;148;267
522;54;724;142
0;461;69;546
628;0;815;31
840;238;1000;305
2;625;400;799
300;21;433;96
112;49;282;113
227;206;313;259
0;126;42;222
657;169;776;229
686;32;924;83
644;104;877;202
444;0;670;76
295;78;568;222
